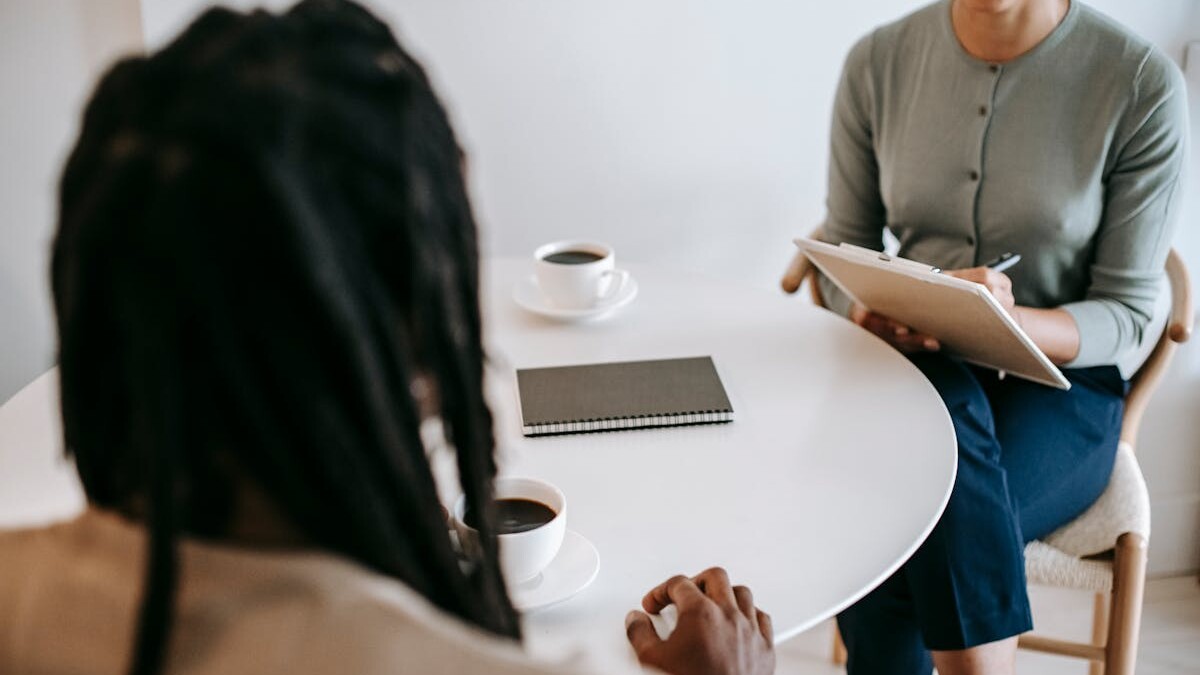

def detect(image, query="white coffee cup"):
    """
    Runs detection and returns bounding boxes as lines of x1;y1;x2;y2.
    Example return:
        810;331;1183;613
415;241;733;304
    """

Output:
533;241;630;310
453;477;567;584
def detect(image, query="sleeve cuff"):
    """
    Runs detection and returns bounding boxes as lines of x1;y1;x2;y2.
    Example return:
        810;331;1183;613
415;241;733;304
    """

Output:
1059;300;1120;369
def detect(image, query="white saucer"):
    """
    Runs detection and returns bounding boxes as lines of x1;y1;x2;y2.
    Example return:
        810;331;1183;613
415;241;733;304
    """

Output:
512;275;638;321
509;529;600;612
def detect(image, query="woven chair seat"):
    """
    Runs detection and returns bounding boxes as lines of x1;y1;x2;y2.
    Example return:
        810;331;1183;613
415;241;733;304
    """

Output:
1024;442;1151;593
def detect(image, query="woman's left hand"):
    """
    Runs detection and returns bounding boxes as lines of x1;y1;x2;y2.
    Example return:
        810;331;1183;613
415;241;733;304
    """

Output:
944;267;1015;313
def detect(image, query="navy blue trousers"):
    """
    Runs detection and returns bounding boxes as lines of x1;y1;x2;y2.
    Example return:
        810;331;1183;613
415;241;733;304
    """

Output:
837;353;1127;675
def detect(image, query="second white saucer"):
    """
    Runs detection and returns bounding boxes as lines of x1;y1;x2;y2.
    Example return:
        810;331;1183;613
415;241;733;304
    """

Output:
513;275;638;322
509;529;600;612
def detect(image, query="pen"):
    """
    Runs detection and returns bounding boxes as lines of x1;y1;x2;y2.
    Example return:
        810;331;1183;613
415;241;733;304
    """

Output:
984;252;1022;274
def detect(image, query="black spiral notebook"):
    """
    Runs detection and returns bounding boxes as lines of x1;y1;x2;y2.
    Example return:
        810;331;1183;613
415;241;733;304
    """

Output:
515;356;734;436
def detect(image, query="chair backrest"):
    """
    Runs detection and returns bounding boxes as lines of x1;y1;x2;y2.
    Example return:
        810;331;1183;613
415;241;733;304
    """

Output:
782;235;1194;450
1120;249;1193;448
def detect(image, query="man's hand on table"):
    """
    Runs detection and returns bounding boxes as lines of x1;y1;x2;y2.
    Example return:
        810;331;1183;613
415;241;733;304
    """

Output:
625;567;775;675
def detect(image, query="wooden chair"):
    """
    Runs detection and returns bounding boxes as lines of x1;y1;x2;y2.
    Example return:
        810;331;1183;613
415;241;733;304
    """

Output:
781;242;1194;675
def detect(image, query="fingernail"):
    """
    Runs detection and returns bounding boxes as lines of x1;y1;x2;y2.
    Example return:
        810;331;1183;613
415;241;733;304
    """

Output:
625;611;640;629
925;338;939;350
894;326;909;336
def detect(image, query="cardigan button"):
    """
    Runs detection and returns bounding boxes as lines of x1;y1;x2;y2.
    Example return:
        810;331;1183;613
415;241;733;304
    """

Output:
969;170;980;181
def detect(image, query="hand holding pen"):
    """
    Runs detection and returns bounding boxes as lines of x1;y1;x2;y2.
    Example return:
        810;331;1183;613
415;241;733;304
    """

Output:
983;252;1022;273
944;252;1021;312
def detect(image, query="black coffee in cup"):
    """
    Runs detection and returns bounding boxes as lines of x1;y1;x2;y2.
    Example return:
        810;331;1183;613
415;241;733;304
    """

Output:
542;250;604;265
466;498;557;534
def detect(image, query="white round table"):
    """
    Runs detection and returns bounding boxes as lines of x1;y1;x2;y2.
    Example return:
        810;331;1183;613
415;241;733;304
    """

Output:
481;258;957;668
0;257;957;671
0;372;85;529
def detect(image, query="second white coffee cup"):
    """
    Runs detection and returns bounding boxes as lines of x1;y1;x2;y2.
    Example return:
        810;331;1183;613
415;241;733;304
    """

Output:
453;477;567;584
533;241;630;310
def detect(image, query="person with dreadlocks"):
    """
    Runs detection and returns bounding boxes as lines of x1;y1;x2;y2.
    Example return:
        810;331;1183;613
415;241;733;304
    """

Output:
0;2;775;674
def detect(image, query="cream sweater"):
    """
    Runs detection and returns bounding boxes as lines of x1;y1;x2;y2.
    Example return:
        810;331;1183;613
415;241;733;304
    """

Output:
0;508;645;675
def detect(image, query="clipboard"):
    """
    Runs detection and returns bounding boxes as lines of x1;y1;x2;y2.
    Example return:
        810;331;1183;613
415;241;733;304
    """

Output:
797;238;1070;390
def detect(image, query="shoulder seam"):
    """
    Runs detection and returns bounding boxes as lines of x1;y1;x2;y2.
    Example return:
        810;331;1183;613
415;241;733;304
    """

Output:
1108;45;1158;172
865;29;878;137
1131;45;1154;111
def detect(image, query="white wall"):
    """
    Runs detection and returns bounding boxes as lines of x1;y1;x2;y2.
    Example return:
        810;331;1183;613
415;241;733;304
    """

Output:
0;0;143;400
4;0;1197;573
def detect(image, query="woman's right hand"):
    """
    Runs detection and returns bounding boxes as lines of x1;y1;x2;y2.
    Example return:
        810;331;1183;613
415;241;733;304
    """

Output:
850;304;940;354
625;568;775;675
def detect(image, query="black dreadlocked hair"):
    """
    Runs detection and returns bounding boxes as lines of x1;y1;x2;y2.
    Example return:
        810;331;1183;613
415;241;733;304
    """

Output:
51;1;520;673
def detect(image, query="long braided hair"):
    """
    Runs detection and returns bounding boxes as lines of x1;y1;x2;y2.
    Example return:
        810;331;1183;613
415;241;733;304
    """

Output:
51;2;519;673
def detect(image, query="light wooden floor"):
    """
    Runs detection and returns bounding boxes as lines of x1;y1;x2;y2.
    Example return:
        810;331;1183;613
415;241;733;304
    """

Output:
776;577;1200;674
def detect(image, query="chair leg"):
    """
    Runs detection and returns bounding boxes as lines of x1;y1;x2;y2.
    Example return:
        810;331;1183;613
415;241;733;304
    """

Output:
1105;533;1148;675
832;621;847;665
1089;592;1109;675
